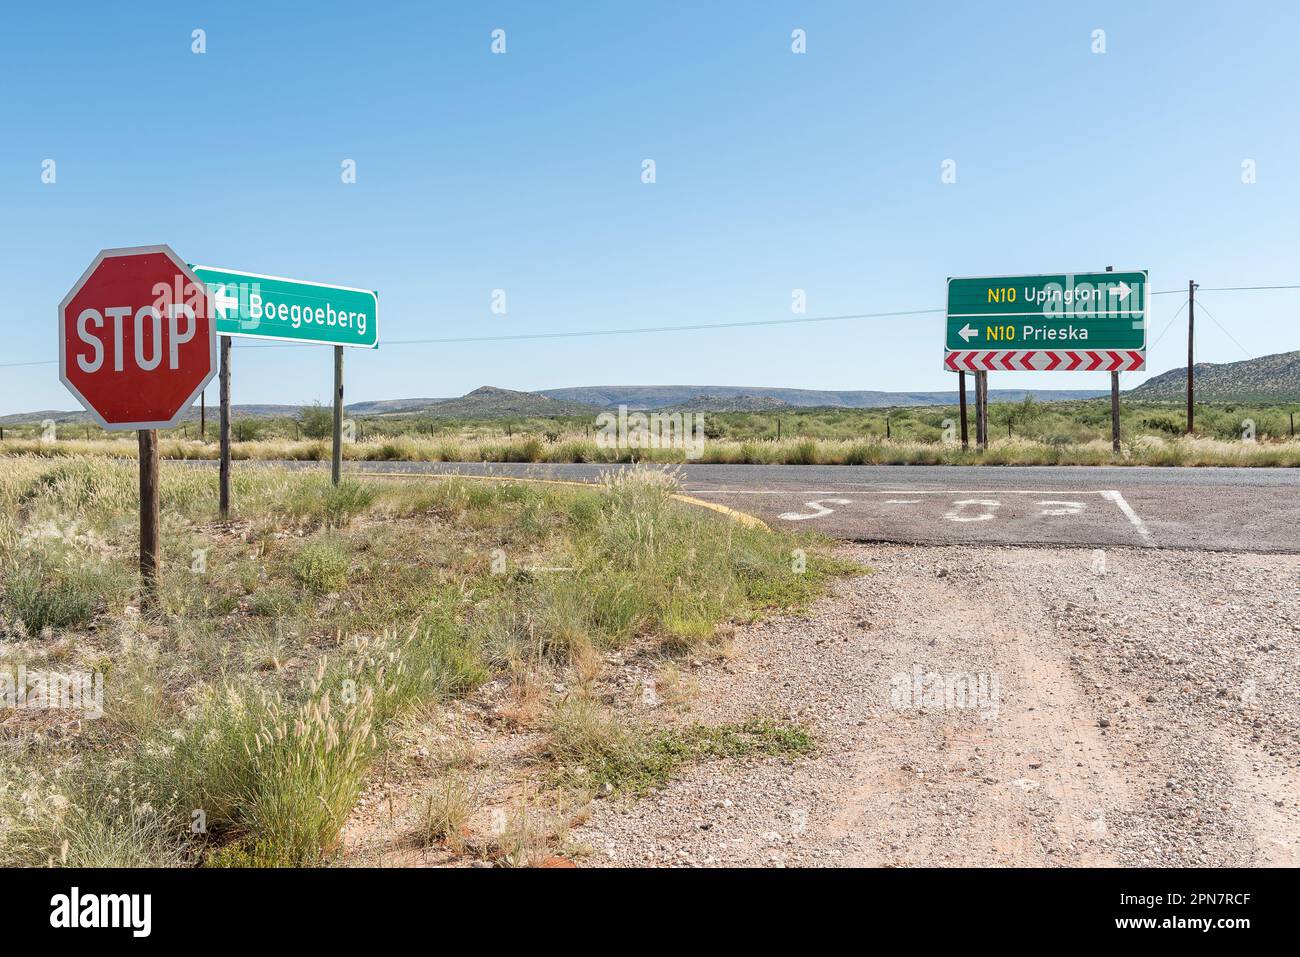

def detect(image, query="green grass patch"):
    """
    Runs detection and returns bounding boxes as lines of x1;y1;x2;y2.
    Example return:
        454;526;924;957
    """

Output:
546;696;813;796
2;558;104;635
282;477;377;527
292;538;351;594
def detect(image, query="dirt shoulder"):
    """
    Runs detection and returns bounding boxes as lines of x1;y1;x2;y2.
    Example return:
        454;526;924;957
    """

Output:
577;544;1300;866
343;543;1300;867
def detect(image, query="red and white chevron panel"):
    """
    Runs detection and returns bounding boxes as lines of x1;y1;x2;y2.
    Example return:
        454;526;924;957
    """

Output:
944;350;1145;373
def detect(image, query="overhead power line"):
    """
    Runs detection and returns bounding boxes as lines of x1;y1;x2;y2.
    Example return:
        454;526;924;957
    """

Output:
249;308;947;350
3;280;1297;369
1194;299;1252;358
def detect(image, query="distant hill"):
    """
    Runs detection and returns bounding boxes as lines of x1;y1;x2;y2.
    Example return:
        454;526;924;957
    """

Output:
403;386;601;419
0;388;595;426
0;404;301;426
537;385;1108;409
663;394;791;412
0;383;1131;426
1128;351;1300;402
346;397;453;416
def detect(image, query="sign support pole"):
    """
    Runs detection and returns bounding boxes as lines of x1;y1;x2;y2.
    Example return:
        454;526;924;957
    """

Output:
1186;279;1196;435
138;428;160;601
200;392;206;440
1110;373;1121;452
958;370;969;450
219;336;231;518
977;371;987;449
332;345;344;486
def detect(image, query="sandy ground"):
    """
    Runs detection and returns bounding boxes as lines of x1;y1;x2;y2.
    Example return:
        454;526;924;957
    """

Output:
343;543;1300;867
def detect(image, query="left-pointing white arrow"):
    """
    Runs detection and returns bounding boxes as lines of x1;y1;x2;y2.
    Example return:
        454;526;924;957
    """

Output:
958;322;978;342
211;283;239;320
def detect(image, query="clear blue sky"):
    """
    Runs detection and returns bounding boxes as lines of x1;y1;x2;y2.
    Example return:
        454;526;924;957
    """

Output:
2;0;1298;415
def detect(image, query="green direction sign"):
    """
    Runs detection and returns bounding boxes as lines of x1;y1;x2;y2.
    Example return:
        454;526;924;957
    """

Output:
190;266;379;349
945;270;1147;352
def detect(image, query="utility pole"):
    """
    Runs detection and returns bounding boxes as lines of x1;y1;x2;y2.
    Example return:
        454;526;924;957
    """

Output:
958;370;969;450
1106;266;1121;452
1186;280;1197;434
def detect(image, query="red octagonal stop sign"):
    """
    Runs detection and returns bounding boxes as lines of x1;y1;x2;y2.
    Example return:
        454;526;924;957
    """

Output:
59;245;216;430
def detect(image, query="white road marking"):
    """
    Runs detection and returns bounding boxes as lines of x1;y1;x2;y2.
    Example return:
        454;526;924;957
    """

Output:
690;488;1123;496
692;487;1155;543
1037;500;1086;516
778;498;852;521
944;499;1001;522
1101;490;1152;539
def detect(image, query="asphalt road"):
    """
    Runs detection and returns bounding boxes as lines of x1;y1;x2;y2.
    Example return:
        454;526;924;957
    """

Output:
249;461;1300;553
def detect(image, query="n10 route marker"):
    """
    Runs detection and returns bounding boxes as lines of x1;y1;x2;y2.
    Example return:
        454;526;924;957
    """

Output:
190;266;379;349
944;270;1147;370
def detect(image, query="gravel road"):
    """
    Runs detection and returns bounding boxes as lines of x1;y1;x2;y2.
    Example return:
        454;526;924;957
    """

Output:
572;544;1300;867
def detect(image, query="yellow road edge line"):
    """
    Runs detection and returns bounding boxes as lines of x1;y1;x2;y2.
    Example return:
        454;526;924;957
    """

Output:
668;493;770;530
349;470;770;530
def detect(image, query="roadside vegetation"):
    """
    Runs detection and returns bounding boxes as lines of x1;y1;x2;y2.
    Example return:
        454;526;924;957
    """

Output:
545;698;813;796
0;457;851;867
3;398;1298;466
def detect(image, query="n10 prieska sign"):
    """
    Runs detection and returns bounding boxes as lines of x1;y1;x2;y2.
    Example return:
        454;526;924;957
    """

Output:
944;270;1147;372
190;265;379;348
